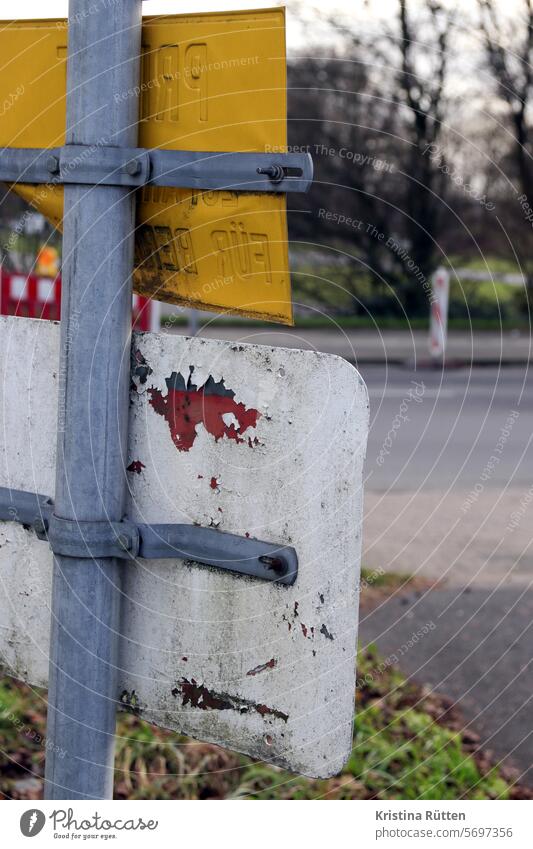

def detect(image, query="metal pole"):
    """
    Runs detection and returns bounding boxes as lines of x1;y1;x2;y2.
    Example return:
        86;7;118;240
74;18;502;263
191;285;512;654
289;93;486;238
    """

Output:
45;0;142;799
188;308;199;337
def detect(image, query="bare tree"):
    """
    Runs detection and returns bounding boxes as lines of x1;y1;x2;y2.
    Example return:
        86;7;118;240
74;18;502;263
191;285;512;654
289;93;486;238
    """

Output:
288;0;455;315
478;0;533;201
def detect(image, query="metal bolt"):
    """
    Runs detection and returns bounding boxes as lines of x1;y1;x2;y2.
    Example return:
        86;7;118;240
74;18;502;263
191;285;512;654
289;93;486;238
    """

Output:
117;534;131;551
257;163;284;183
124;158;141;177
46;155;60;175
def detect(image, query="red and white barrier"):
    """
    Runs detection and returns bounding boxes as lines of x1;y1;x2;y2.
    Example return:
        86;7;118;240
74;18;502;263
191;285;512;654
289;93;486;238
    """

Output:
429;266;450;361
132;293;162;333
0;269;160;332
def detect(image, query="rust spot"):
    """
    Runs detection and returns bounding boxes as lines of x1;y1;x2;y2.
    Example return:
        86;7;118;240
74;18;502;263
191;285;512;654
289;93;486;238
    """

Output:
319;593;325;604
182;656;188;662
173;678;288;722
149;368;261;452
320;624;334;641
197;474;204;479
246;658;277;677
245;532;250;538
301;623;308;638
210;476;219;490
294;601;299;617
255;703;287;720
127;460;145;474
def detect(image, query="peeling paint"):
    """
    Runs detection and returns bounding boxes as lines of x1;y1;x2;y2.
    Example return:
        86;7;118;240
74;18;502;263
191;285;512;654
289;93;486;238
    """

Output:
320;624;334;641
246;658;277;677
149;368;261;452
300;623;308;638
131;348;153;393
173;678;288;722
210;476;219;490
127;460;145;474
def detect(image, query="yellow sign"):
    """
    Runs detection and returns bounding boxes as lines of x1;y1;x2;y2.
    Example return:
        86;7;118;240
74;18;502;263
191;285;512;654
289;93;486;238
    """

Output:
0;9;292;323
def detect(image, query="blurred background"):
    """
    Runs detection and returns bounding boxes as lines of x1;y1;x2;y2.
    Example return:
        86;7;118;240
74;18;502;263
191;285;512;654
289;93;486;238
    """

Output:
1;0;532;801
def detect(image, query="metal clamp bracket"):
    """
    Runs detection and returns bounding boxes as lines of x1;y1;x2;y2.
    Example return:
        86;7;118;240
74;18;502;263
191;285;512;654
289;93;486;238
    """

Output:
0;487;297;586
41;514;141;561
0;145;313;194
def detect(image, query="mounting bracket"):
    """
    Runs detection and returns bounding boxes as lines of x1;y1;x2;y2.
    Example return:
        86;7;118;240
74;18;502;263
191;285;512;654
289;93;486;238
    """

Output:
0;486;297;586
0;145;313;194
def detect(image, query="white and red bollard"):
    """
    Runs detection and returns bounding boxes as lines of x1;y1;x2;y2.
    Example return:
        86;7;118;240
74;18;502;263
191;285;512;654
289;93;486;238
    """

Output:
0;269;161;332
429;266;450;364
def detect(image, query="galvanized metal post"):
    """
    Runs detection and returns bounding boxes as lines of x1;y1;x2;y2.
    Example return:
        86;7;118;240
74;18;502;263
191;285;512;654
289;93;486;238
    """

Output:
44;0;142;799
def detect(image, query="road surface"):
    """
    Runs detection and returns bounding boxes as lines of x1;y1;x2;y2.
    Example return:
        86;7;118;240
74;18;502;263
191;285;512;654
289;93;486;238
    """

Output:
165;321;531;365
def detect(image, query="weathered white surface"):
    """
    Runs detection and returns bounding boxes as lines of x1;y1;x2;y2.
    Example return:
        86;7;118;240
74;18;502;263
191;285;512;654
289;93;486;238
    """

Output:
0;315;368;777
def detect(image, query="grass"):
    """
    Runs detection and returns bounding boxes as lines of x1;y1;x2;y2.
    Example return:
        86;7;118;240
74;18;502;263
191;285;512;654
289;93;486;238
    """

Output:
163;314;530;332
0;642;524;800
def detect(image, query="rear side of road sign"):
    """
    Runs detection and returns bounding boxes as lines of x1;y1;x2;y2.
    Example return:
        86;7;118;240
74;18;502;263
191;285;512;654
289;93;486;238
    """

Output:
0;9;292;323
0;316;369;777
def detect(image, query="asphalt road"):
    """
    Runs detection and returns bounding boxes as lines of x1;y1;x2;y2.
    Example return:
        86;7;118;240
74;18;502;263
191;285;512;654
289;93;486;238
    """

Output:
361;363;533;492
170;322;532;365
359;364;533;588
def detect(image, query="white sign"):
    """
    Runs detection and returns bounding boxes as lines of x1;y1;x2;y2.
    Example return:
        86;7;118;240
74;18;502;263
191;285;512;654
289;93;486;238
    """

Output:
429;266;450;359
0;316;369;778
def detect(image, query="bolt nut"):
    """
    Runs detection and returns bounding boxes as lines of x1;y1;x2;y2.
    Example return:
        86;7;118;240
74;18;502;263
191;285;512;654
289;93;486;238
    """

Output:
117;534;131;551
124;159;141;177
257;163;284;183
46;155;60;175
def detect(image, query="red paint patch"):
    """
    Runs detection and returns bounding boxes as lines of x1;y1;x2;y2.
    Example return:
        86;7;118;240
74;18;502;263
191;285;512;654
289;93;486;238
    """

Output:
210;476;219;490
149;369;261;453
127;460;145;474
246;659;277;677
173;678;288;722
301;623;308;638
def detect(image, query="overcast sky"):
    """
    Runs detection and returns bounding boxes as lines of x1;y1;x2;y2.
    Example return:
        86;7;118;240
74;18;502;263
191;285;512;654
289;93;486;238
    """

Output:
1;0;397;47
0;0;320;48
0;1;520;53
